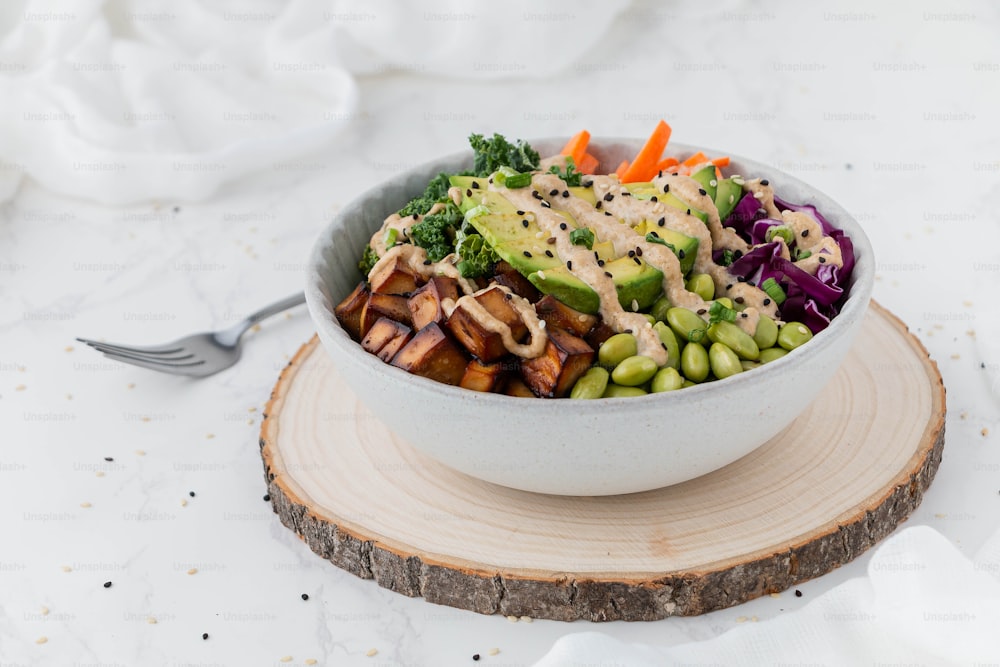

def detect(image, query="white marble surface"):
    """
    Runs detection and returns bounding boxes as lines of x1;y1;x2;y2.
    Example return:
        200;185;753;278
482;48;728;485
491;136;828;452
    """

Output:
3;2;999;665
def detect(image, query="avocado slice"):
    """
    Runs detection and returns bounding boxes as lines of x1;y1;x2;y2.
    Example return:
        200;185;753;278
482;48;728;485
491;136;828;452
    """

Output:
624;183;709;224
636;221;699;275
690;165;718;200
528;257;663;315
714;178;743;221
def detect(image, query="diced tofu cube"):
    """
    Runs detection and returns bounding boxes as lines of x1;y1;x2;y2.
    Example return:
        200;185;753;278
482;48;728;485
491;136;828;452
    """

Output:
534;295;598;338
361;317;414;362
520;327;594;398
390;322;468;385
368;254;420;295
446;286;528;362
360;293;412;337
459;358;508;393
407;276;459;331
333;281;370;341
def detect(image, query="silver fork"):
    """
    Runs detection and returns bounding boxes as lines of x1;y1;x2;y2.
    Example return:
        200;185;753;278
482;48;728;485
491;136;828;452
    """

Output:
77;292;306;377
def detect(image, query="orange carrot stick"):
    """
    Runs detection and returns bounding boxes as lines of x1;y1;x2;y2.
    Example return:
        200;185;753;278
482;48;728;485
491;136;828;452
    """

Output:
620;120;672;183
655;157;679;172
709;156;730;168
559;130;591;167
577;153;599;175
615;160;630;178
681;151;707;168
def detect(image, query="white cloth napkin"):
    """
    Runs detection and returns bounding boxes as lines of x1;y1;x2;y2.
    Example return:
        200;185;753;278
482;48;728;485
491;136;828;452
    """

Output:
0;0;628;205
533;525;1000;665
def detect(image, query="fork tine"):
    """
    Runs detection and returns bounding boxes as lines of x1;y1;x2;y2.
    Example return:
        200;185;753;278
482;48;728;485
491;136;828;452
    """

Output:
99;349;208;373
82;340;195;362
76;337;186;356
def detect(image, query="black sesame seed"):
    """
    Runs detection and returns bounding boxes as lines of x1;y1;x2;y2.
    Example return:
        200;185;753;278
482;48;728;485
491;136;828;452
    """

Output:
819;256;826;263
604;211;612;216
726;284;733;291
104;456;113;462
202;633;209;640
595;200;603;209
549;189;559;196
698;188;707;196
522;219;529;228
412;214;419;220
635;247;643;257
561;190;569;198
763;298;772;306
540;200;551;208
263;494;270;502
735;297;745;304
189;491;195;497
594;251;599;260
604;271;613;278
566;261;572;270
582;180;592;187
761;179;770;186
650;196;658;202
301;593;309;601
686;208;691;215
466;189;472;197
657;217;665;227
801;229;809;238
604;193;614;202
532;191;542;199
523;251;532;258
628;250;635;258
547;237;556;244
741;313;748;318
663;184;670;193
795;589;802;597
678;249;686;259
624;329;632;334
733;250;743;260
473;655;480;662
632;256;641;265
621;191;631;197
544;250;553;258
559;222;568;230
103;581;112;588
516;210;525;215
423;259;432;266
662;343;668;350
471;181;480;189
697;308;707;315
649;231;660;238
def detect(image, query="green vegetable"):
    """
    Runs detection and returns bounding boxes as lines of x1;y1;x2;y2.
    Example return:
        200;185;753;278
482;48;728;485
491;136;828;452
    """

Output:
666;307;707;344
410;202;463;262
709;342;743;379
398;172;453;217
649;296;671;323
383;228;398;248
685;273;714;301
570;228;595;250
570;367;610;399
777;321;813;351
455;233;499;278
644;232;676;252
650;367;683;393
753;315;780;349
598;333;638;368
547;157;582;186
680;342;709;382
602;384;647;398
760;277;787;305
503;172;532;189
708;301;737;325
653;321;681;370
469;133;540;178
721;249;736;266
707;320;760;361
358;244;379;276
765;225;795;246
794;248;812;261
759;347;789;363
611;355;658;387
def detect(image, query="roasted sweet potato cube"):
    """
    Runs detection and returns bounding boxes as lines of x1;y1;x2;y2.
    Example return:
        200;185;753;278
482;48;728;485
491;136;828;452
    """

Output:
491;261;541;302
504;376;536;398
361;317;414;362
390;323;468;385
360;293;412;337
446;286;528;362
334;281;370;341
368;254;420;295
459;358;507;393
407;276;459;331
520;327;595;398
585;320;616;350
534;295;598;338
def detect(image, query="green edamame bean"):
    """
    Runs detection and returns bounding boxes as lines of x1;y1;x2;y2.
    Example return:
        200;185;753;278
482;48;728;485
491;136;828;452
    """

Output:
707;320;760;361
570;366;609;399
666;307;709;345
709;342;743;379
681;380;696;388
740;360;761;372
649;296;671;323
642;313;657;325
759;347;789;363
611;355;659;387
753;315;779;350
650;367;683;393
777;321;813;351
680;342;710;383
598;333;638;367
714;297;734;310
685;273;715;301
653;321;681;370
603;384;648;398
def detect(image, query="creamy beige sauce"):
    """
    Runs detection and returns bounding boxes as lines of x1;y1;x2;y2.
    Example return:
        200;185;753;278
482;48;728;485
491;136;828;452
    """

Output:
442;285;548;359
368;244;478;296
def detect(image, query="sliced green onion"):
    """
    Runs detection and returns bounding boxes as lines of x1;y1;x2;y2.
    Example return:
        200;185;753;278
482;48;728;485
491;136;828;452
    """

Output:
765;225;795;245
464;204;490;220
722;249;735;266
570;228;595;250
795;249;812;261
504;172;532;188
687;327;707;343
383;228;398;247
644;232;676;252
708;300;738;324
760;277;787;305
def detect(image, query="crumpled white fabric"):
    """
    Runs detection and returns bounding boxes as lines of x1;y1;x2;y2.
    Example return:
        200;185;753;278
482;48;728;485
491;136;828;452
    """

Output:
0;0;629;205
534;525;1000;666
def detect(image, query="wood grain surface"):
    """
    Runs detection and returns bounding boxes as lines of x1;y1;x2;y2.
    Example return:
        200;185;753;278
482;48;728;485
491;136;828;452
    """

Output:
260;301;946;621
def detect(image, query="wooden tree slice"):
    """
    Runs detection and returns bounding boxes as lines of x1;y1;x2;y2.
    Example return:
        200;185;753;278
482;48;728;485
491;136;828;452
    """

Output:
260;301;945;621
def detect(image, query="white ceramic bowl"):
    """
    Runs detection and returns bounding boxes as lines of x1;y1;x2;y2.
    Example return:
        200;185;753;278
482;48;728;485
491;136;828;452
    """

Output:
306;139;874;496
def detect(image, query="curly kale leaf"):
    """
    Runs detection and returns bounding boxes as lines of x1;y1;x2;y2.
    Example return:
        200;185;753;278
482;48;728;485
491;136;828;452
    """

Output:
398;172;453;217
547;157;582;186
409;201;463;262
358;243;379;277
455;228;499;278
468;133;540;178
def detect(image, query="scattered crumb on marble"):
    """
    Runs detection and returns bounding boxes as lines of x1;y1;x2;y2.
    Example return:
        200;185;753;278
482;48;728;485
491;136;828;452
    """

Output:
966;329;976;339
736;615;748;623
147;617;157;625
365;648;378;657
963;300;973;307
251;324;262;333
488;648;500;656
960;411;968;420
135;449;146;456
65;346;74;352
80;502;92;509
950;353;960;360
96;471;105;478
751;615;759;622
187;568;197;575
279;657;292;663
180;499;188;507
35;636;47;645
506;615;518;623
934;513;946;518
247;418;254;425
206;433;215;440
519;615;532;623
770;592;781;598
248;407;257;413
61;566;72;573
983;428;990;437
40;606;49;616
141;416;150;423
66;394;73;400
304;660;318;666
15;384;26;391
925;330;934;337
127;383;136;389
932;323;943;330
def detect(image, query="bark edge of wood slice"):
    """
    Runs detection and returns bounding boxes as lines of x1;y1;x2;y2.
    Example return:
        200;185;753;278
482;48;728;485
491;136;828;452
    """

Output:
259;301;946;621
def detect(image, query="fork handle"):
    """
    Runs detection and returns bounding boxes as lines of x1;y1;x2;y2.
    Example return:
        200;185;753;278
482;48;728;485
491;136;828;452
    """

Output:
222;292;307;343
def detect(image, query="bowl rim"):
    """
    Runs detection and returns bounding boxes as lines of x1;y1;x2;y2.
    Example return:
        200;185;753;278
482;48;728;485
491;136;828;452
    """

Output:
306;137;875;411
